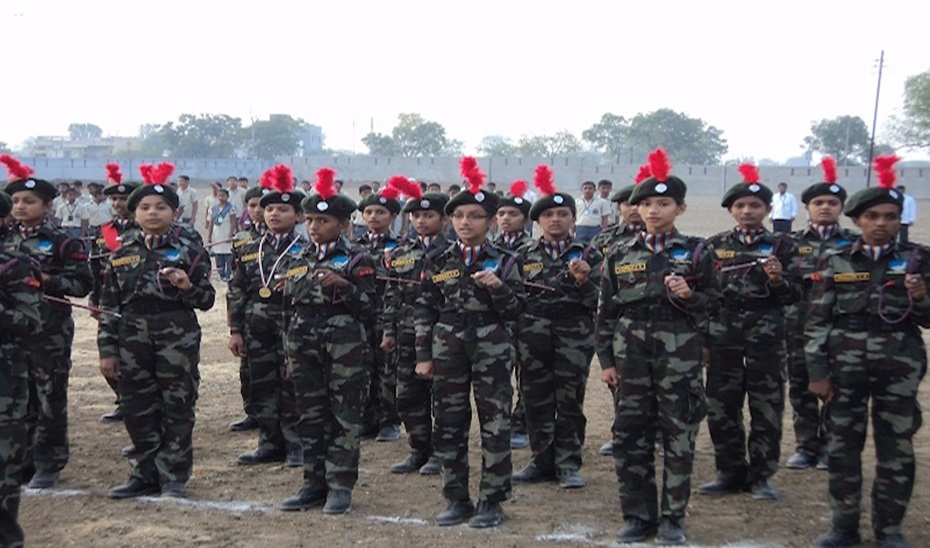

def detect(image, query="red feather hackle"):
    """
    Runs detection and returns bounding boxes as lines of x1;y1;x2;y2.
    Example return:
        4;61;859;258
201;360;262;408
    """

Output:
271;164;294;194
314;167;337;200
647;148;671;183
0;154;35;181
459;156;485;194
259;168;274;190
738;163;760;184
821;157;837;184
105;162;122;184
139;164;154;185
634;164;651;184
150;162;175;185
510;180;528;198
387;175;422;201
873;155;900;189
533;165;556;196
380;184;401;201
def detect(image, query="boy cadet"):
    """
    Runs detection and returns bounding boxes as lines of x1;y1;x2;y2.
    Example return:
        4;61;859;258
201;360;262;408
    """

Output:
699;163;800;501
806;155;927;548
574;180;610;244
280;168;375;515
784;157;857;471
494;179;534;450
511;165;602;489
356;186;403;442
380;177;449;475
0;190;43;548
1;155;93;490
415;157;525;528
227;166;304;467
596;149;719;545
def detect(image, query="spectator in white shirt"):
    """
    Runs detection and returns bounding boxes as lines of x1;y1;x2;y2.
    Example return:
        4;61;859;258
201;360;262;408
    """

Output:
898;185;917;243
769;182;799;233
574;180;610;243
176;175;199;227
598;179;617;226
87;182;113;228
227;176;246;217
56;187;90;240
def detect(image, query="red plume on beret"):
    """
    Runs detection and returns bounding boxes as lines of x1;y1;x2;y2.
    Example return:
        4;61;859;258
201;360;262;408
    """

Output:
459;156;485;194
873;155;899;189
534;165;556;196
510;180;528;198
139;162;174;186
388;175;422;200
647;148;671;183
0;154;35;182
380;183;401;201
738;163;760;185
259;167;275;190
314;167;337;199
105;162;122;184
139;164;154;184
634;164;651;184
821;157;837;184
270;164;294;193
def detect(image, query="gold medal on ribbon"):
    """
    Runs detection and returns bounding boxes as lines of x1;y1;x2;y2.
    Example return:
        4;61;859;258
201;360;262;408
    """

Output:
259;287;272;299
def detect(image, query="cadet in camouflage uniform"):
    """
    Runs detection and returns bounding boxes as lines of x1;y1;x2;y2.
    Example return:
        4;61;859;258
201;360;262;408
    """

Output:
279;168;374;515
784;157;857;471
356;187;402;442
1;155;93;490
415;157;525;528
494;180;533;450
511;166;602;489
596;149;720;545
0;189;43;548
806;155;926;548
227;165;304;466
227;183;271;433
98;163;215;500
699;164;800;502
380;179;449;475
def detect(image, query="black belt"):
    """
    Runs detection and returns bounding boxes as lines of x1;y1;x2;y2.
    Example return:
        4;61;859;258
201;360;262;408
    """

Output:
621;304;687;322
293;303;352;318
526;303;591;320
438;310;502;326
835;315;901;333
124;299;189;315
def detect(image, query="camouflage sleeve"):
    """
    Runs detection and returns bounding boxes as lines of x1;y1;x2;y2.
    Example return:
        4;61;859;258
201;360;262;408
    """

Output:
414;258;442;363
340;253;375;321
803;255;835;382
595;252;619;370
909;246;930;327
180;247;216;311
379;263;401;339
45;237;93;298
770;237;802;306
564;249;603;311
676;241;722;314
491;255;526;321
226;249;248;333
0;256;42;337
97;259;122;360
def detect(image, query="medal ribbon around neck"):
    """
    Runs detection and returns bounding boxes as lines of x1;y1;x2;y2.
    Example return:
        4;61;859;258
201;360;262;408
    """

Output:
258;234;300;297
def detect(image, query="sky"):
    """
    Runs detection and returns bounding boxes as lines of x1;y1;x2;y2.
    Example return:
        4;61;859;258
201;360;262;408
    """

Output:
2;0;929;162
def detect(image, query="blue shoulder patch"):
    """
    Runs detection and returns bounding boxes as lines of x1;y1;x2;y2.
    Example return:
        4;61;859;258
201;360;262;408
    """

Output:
757;243;774;255
888;258;907;273
669;248;692;261
37;239;54;252
565;250;583;262
331;254;349;268
482;259;499;272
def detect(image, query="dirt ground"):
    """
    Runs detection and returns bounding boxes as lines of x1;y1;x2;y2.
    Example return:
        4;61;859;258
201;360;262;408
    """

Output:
19;197;930;547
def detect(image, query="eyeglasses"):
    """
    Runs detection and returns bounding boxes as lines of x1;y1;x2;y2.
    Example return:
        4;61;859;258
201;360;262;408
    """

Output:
451;213;488;221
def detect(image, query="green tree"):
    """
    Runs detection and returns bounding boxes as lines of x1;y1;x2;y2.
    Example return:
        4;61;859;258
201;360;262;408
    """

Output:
891;70;930;150
247;114;306;159
361;132;398;155
582;113;629;160
477;135;516;156
514;131;583;156
139;122;176;157
68;123;103;140
173;114;244;158
802;115;871;165
627;108;728;164
362;113;461;156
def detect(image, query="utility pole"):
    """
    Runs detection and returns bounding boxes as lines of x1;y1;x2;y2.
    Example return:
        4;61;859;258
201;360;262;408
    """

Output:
866;50;884;187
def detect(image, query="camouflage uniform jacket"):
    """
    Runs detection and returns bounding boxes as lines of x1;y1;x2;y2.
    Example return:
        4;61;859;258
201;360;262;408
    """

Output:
414;240;526;363
520;238;603;317
787;225;858;303
590;222;639;257
595;231;721;370
708;228;801;311
380;234;448;339
97;230;215;359
805;238;930;381
89;218;136;307
0;247;43;341
227;230;306;334
231;224;265;263
493;231;532;252
356;231;401;302
284;237;375;323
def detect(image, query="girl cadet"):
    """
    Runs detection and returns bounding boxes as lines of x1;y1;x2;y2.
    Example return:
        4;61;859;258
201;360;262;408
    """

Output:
415;157;525;529
596;148;720;545
98;162;215;500
1;154;92;490
279;168;375;515
806;155;928;548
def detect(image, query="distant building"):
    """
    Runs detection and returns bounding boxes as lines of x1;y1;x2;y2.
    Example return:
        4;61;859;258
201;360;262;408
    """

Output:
30;135;142;159
297;123;323;156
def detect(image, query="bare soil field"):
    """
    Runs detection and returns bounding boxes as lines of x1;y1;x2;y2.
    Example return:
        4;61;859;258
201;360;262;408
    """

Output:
20;197;930;547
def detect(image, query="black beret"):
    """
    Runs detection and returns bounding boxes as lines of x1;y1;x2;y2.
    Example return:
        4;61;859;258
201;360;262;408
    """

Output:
402;192;449;214
244;185;270;202
629;176;687;206
843;187;904;218
0;190;11;217
358;192;401;215
260;189;305;209
102;181;140;196
301;193;357;220
127;183;180;212
721;181;773;209
5;177;58;202
529;192;576;221
610;184;636;204
801;182;847;205
444;188;500;216
498;194;532;217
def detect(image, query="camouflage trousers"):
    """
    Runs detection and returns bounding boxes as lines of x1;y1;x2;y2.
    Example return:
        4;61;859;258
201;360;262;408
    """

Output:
363;326;400;430
431;319;514;504
786;308;826;457
0;343;28;548
611;316;706;525
23;313;73;476
823;326;926;538
244;304;299;453
117;310;201;486
286;312;370;492
516;314;593;472
707;307;786;484
238;354;254;419
394;332;432;456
